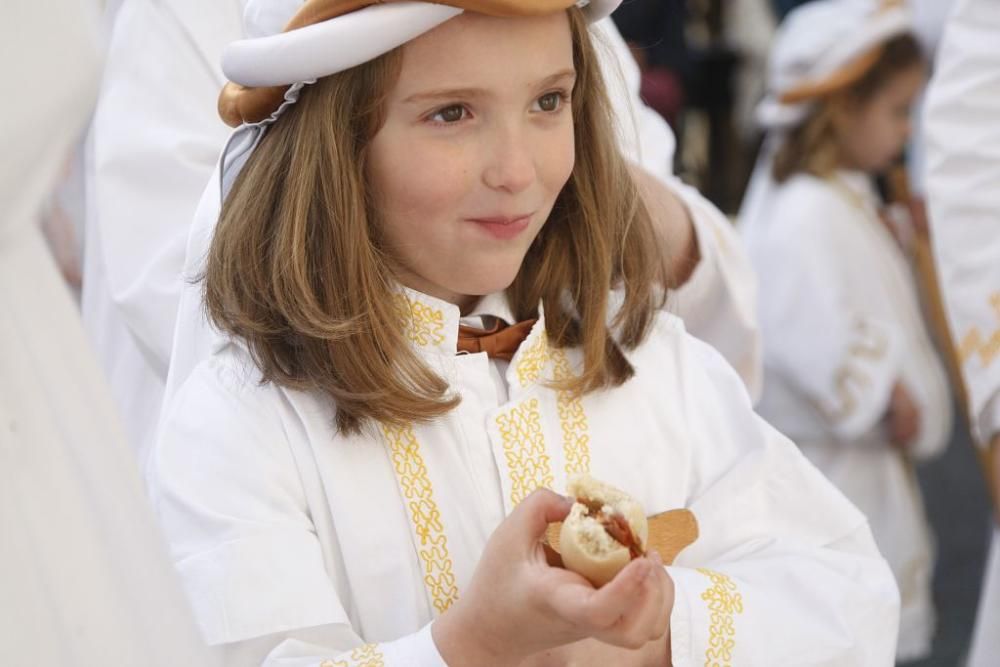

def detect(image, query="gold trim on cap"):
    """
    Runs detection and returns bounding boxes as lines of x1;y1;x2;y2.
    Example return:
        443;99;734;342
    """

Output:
778;45;885;105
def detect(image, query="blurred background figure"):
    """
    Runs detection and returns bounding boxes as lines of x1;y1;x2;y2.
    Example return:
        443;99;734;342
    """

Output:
81;0;243;470
0;0;218;664
740;2;951;660
610;0;688;129
925;1;1000;665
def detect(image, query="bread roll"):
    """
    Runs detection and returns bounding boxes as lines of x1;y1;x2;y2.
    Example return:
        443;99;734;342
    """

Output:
559;474;648;587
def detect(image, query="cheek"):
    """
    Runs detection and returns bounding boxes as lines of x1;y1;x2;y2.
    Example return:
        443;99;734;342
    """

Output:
375;140;473;228
539;122;576;193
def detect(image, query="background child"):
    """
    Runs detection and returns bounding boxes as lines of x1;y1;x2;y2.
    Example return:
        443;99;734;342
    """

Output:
741;0;953;661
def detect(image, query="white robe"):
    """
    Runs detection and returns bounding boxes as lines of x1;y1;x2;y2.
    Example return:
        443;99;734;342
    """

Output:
81;0;243;467
924;1;1000;664
153;287;898;666
0;0;218;664
743;170;952;662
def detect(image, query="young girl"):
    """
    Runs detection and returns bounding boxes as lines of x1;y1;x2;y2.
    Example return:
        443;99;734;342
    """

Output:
741;1;952;661
153;1;898;664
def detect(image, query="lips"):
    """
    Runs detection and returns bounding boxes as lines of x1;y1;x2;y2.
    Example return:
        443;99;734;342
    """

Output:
466;213;533;240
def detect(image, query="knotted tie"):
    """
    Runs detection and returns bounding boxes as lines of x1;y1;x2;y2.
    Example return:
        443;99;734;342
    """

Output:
457;319;537;361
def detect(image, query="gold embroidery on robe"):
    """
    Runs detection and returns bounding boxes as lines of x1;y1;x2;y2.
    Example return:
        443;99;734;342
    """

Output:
395;295;446;347
320;643;386;667
958;292;1000;369
697;568;744;667
516;331;550;387
552;348;591;476
382;424;459;614
496;398;555;504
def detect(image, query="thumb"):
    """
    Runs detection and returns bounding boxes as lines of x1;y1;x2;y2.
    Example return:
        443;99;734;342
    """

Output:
510;488;574;544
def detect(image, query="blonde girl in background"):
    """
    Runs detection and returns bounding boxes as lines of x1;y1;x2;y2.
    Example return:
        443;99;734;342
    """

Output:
152;1;899;664
741;0;952;661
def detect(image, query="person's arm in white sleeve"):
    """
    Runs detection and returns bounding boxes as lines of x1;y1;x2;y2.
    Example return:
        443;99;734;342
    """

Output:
89;1;241;371
752;198;905;441
665;329;900;665
594;18;763;399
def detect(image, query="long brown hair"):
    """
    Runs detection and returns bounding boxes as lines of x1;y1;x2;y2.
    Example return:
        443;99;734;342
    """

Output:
206;8;666;434
772;33;923;183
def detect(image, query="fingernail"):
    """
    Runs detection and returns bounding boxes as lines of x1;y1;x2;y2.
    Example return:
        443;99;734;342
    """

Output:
650;550;663;566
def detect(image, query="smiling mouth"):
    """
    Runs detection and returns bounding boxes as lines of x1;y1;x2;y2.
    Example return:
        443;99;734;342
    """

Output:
467;214;533;225
466;213;534;240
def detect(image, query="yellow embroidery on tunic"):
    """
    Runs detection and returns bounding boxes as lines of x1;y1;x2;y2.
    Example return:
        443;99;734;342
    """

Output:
395;295;446;347
382;424;459;614
320;643;386;667
516;332;550;387
823;319;885;422
697;568;744;667
495;398;554;504
552;348;591;476
957;292;1000;369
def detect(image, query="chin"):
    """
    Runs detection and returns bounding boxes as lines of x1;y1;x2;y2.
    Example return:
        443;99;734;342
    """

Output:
453;266;523;298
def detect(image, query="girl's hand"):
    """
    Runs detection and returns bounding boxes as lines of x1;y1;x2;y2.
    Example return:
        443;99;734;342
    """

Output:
432;489;673;666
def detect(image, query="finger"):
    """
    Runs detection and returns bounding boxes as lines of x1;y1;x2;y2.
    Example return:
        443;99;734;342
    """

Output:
511;489;575;544
549;557;653;631
646;554;673;639
596;556;667;648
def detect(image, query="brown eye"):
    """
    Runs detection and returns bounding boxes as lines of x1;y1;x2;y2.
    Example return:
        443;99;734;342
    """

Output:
537;92;563;112
431;105;467;123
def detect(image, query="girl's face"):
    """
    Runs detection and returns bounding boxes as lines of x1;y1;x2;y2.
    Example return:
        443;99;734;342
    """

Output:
835;63;926;173
368;11;576;310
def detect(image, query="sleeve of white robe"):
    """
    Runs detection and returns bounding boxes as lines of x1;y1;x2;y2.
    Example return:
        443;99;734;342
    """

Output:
665;333;900;666
153;356;449;666
89;0;241;372
749;188;904;440
594;17;763;401
667;177;763;402
924;0;1000;445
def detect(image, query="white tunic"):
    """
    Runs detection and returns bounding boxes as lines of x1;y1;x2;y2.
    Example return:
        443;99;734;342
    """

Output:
924;2;1000;664
153;288;899;666
81;0;243;466
743;170;952;661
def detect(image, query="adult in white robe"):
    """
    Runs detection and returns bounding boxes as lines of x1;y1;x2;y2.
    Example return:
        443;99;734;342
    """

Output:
82;0;244;466
924;1;1000;664
153;288;899;665
0;0;218;664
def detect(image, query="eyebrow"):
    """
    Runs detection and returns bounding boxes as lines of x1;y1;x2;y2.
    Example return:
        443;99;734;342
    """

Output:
401;68;578;105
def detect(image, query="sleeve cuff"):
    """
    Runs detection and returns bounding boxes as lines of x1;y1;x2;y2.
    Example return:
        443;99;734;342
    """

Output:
387;622;448;667
666;565;696;667
666;566;747;667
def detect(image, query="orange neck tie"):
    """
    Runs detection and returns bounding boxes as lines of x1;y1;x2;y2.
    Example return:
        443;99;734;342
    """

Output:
457;319;537;361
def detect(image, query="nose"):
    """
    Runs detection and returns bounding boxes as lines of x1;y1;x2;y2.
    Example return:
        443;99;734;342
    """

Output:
482;122;536;195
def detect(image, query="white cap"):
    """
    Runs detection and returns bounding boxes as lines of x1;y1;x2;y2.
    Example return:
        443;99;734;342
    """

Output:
757;0;912;129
